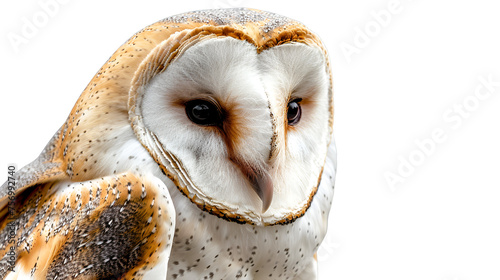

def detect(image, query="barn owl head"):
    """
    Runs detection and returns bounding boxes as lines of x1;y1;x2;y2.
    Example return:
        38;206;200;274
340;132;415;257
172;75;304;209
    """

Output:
15;8;333;227
129;8;333;226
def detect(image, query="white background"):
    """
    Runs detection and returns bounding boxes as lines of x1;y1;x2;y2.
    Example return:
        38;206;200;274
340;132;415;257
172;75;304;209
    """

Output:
1;0;500;279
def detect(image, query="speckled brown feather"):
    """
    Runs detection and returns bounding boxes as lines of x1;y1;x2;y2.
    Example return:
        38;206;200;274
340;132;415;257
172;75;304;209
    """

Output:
0;173;174;279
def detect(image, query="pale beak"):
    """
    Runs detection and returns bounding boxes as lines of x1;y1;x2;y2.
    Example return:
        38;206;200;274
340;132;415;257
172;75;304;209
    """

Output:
232;158;274;213
249;171;273;213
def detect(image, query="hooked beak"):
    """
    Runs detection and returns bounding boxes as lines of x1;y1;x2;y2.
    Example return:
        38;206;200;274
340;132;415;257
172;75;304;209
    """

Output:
232;159;273;213
249;171;273;213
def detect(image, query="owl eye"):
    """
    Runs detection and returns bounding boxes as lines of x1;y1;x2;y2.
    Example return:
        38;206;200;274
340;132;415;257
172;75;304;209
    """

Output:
287;98;302;125
185;99;223;126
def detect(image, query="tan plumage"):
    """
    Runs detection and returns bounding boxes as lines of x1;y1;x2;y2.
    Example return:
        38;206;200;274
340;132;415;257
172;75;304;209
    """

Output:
1;173;174;278
0;8;335;279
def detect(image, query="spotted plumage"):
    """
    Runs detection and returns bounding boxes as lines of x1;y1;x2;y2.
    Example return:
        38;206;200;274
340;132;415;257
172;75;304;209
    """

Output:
0;7;335;279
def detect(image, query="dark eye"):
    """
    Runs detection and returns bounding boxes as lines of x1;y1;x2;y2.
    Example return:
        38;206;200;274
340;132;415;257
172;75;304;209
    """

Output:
185;99;223;126
287;98;302;125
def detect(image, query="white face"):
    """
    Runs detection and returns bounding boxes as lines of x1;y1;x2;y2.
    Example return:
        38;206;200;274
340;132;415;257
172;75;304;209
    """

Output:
140;36;331;225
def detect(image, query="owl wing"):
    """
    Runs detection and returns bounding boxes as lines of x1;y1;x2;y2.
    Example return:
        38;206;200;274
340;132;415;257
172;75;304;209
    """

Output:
0;130;66;214
0;172;176;279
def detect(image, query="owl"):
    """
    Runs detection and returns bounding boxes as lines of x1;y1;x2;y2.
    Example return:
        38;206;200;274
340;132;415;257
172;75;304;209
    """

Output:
0;8;336;280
